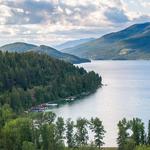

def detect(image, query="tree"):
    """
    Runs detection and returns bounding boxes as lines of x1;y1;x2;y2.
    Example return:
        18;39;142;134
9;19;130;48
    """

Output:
56;117;65;143
2;118;32;150
43;112;56;124
117;118;129;150
140;122;146;145
124;138;136;150
0;104;14;128
147;120;150;145
130;118;145;145
75;118;89;147
66;118;75;148
22;141;35;150
90;117;105;148
31;126;40;149
41;124;51;150
41;123;64;150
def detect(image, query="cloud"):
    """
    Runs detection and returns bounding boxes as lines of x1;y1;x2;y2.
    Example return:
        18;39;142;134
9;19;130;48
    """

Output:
0;0;124;26
0;4;12;25
2;0;55;24
104;7;129;23
0;0;149;46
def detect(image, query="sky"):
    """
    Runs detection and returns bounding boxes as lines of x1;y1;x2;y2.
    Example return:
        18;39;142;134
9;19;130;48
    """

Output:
0;0;150;46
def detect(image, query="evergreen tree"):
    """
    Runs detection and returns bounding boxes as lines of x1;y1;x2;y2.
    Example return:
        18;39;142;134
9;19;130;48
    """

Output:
117;118;129;150
56;117;65;143
66;118;75;148
41;124;51;150
75;118;89;147
0;51;102;113
147;120;150;145
90;117;105;148
130;118;145;145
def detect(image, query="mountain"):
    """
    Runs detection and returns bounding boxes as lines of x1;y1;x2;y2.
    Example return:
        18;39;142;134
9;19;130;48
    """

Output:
0;42;37;52
29;45;90;64
0;42;90;64
55;38;95;50
63;22;150;60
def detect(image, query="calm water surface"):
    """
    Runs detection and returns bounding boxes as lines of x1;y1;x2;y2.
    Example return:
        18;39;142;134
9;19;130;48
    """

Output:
52;61;150;147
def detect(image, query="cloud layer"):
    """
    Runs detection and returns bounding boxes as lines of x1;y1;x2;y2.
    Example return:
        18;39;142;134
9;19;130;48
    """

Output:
0;0;150;46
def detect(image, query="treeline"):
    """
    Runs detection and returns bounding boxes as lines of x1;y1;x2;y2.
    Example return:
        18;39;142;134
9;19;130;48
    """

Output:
1;104;150;150
0;51;102;112
0;104;105;150
117;118;150;150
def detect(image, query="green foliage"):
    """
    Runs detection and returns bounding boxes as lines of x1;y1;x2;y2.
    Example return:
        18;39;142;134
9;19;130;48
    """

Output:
117;118;129;150
0;51;101;112
56;117;65;143
135;146;150;150
75;118;89;146
90;117;105;148
147;120;150;145
117;118;147;150
43;112;56;124
2;117;32;150
22;141;35;150
40;123;59;150
66;118;75;148
124;138;136;150
0;109;105;150
129;118;145;145
0;104;15;128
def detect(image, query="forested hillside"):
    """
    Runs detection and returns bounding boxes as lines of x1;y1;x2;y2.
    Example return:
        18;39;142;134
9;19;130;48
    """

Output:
0;51;101;112
63;22;150;60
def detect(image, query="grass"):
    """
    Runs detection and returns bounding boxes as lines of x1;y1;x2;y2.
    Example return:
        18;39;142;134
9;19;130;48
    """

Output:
65;147;118;150
103;148;118;150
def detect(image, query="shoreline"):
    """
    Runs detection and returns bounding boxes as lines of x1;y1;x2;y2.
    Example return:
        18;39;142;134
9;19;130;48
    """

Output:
29;84;102;112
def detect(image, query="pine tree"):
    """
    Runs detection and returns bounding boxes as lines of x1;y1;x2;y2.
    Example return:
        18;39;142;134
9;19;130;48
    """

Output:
75;118;89;147
66;118;75;148
147;120;150;145
130;118;145;145
117;118;129;150
90;117;105;149
56;117;65;143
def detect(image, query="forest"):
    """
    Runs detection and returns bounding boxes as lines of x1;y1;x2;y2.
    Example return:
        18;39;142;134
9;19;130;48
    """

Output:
0;51;101;113
0;104;105;150
117;118;150;150
0;104;150;150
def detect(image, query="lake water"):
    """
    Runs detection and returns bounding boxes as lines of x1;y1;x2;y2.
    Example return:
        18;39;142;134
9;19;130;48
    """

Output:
52;60;150;147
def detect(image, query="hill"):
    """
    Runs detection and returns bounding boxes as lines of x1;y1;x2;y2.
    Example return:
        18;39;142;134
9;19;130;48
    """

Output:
0;42;90;64
0;42;37;52
0;51;101;112
63;22;150;60
30;45;90;64
55;38;95;50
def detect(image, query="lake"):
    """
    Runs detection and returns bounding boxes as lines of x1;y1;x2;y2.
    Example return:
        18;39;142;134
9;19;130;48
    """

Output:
52;60;150;147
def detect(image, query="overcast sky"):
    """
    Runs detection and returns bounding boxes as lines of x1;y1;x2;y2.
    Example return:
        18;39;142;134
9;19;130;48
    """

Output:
0;0;150;46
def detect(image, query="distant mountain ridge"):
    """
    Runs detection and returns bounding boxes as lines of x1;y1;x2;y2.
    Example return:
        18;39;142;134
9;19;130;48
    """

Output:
63;22;150;60
0;42;90;64
0;42;37;52
55;38;95;50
